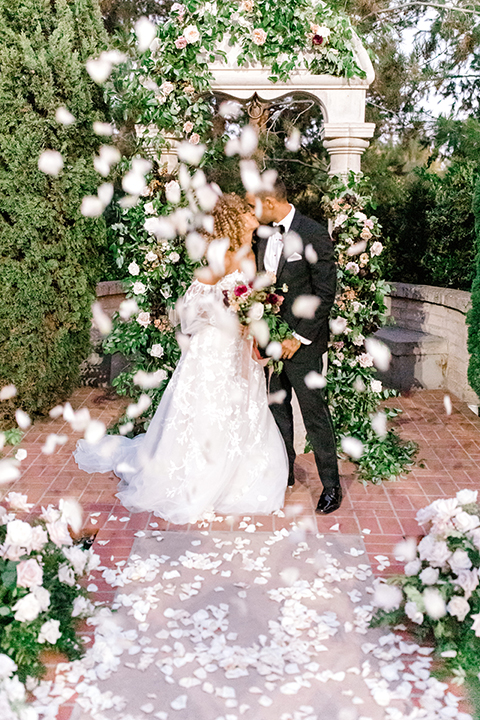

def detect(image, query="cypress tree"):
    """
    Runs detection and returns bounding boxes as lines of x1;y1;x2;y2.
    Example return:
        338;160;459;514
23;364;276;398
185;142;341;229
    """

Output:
0;0;109;424
467;175;480;402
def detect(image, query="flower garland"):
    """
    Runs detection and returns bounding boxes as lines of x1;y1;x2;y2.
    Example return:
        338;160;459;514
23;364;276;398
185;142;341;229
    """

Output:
109;0;365;143
372;489;480;699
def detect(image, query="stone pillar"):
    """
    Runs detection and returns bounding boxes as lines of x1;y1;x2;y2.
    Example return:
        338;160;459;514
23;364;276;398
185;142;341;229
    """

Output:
322;122;376;176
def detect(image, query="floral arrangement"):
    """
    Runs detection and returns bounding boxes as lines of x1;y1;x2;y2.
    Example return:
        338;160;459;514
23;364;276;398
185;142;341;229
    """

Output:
222;273;293;372
322;173;417;483
0;493;97;684
108;0;366;144
372;489;480;694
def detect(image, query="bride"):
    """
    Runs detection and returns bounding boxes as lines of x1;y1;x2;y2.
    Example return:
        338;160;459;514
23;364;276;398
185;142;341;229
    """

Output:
74;193;288;524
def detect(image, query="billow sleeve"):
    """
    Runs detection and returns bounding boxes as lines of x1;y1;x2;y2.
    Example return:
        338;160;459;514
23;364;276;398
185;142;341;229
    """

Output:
178;280;228;336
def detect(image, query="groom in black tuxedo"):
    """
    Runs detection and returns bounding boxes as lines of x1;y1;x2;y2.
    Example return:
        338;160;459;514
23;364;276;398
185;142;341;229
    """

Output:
246;178;342;514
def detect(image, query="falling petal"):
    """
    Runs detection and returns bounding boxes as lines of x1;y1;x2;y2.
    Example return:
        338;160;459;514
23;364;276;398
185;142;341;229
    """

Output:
266;341;282;360
304;371;326;389
240;160;263;193
38;150;64;176
165;180;181;204
249;319;270;347
135;17;157;52
55;106;75;125
86;57;112;83
285;128;301;151
0;384;16;400
14;449;27;461
84;419;106;445
196;184;219;212
186;232;206;261
122;171;147;196
42;433;68;455
59;498;83;534
341;436;363;459
394;538;417;562
292;295;320;319
133;369;168;389
371;411;387;438
373;582;403;610
283;231;303;257
119;299;139;320
15;409;31;430
219;100;242;118
177;142;205;165
224;138;241;157
240;125;258;157
305;243;318;264
444;394;452;415
347;240;367;256
81;196;104;217
92;302;112;335
127;394;152;418
206;238;229;276
0;459;20;484
365;337;391;371
98;182;114;207
268;390;287;405
329;317;348;334
93;121;113;136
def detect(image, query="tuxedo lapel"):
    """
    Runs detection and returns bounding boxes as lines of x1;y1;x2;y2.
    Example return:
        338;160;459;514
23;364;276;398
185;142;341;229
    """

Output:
256;236;267;272
277;210;302;281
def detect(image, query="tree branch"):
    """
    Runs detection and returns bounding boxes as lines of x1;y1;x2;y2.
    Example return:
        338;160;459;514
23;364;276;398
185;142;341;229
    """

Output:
365;2;480;19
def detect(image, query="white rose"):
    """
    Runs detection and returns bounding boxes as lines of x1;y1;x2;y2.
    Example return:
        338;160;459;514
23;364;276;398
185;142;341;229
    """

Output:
334;213;348;228
184;25;200;43
5;493;32;511
143;202;156;215
370;241;383;256
165;180;181;204
419;567;439;585
30;526;48;552
136;311;151;328
457;489;478;505
32;586;51;612
86;549;101;573
16;559;43;588
455;568;479;599
5;520;33;548
46;520;72;547
454;511;480;533
40;505;61;524
404;559;422;576
145;250;157;262
447;596;470;622
4;674;26;703
353;211;367;221
58;564;75;586
358;352;374;368
248;302;264;321
370;379;382;394
38;619;61;645
418;535;452;568
169;252;180;263
133;281;146;295
161;81;175;95
469;528;480;550
2;544;24;561
128;261;140;276
63;546;88;575
345;262;359;275
0;654;16;678
404;601;423;624
148;344;164;358
449;548;472;574
13;593;41;622
423;588;447;619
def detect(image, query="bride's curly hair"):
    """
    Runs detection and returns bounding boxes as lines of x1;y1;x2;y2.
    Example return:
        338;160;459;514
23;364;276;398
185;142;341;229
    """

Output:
203;193;250;252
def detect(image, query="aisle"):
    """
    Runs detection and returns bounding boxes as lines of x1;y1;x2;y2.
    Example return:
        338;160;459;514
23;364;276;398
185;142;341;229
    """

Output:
41;529;467;720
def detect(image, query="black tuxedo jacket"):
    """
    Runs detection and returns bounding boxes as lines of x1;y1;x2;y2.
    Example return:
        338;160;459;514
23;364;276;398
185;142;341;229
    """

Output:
254;210;336;355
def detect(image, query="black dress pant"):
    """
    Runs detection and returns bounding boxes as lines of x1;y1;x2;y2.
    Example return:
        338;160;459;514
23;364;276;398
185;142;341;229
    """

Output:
268;342;340;489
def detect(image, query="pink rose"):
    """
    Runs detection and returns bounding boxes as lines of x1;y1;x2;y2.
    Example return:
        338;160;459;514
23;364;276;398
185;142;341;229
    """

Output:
17;558;43;588
234;284;248;297
183;121;194;134
175;36;187;49
189;133;200;145
252;28;267;46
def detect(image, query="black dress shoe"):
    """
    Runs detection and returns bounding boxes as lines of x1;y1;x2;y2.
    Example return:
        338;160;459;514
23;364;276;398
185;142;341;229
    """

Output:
316;487;342;514
287;473;295;487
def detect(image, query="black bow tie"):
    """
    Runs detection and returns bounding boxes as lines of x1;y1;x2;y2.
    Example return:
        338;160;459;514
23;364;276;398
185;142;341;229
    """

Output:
273;224;286;234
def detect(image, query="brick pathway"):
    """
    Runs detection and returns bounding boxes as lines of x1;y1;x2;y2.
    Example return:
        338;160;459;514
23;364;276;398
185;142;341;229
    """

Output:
4;386;480;717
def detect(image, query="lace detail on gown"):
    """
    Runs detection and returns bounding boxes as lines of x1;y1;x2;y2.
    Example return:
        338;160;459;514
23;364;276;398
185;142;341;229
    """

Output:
74;271;288;523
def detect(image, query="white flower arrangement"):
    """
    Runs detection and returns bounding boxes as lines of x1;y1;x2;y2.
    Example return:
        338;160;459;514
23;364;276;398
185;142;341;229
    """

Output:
0;493;97;689
372;489;480;685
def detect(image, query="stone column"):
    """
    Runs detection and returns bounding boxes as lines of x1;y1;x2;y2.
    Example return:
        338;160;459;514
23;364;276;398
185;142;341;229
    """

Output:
322;122;376;176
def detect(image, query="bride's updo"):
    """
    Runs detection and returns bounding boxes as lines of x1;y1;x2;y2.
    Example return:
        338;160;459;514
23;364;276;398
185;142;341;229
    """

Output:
204;193;250;252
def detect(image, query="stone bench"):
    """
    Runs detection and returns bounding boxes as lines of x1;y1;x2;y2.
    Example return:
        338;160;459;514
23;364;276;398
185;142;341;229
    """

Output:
374;325;447;392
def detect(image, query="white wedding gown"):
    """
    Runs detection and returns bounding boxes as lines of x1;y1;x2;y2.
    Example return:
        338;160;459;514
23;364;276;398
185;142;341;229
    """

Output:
74;271;288;524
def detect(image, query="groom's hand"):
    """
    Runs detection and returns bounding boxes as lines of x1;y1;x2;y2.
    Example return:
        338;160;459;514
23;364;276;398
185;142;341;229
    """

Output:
281;337;302;359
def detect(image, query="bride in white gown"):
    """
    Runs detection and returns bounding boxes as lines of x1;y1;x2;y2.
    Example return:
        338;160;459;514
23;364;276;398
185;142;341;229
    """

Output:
74;193;288;524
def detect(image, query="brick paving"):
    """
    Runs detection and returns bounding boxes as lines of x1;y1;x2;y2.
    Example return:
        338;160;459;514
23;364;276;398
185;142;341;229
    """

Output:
4;386;480;717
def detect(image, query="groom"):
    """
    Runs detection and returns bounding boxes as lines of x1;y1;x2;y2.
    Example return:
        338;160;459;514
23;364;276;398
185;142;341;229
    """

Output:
247;178;342;514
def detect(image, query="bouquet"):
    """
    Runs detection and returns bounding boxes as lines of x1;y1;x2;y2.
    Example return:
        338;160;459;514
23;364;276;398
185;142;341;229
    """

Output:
223;273;293;372
371;489;480;686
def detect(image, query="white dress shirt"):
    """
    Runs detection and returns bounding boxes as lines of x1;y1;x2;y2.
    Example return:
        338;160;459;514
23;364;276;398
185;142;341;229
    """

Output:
264;205;311;346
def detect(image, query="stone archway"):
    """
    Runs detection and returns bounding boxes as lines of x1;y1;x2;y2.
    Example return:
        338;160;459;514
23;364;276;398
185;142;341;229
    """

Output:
209;31;375;176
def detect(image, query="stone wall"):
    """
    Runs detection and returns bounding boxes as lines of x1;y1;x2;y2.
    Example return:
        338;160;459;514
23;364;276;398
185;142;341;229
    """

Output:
385;283;477;406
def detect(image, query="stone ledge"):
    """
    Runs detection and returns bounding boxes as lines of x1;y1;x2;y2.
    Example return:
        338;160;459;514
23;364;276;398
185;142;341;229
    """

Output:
389;282;471;315
375;326;447;356
96;280;126;297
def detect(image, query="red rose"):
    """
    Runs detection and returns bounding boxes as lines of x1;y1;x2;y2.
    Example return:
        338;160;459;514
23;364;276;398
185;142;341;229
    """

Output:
266;293;279;305
234;284;248;297
312;34;324;45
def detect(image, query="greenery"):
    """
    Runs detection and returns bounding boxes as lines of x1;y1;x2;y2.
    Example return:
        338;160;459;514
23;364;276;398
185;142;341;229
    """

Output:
371;489;480;715
322;173;417;483
468;174;480;401
0;0;110;427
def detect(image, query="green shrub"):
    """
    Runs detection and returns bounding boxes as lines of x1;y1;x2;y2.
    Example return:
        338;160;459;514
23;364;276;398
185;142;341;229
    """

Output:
0;0;109;425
